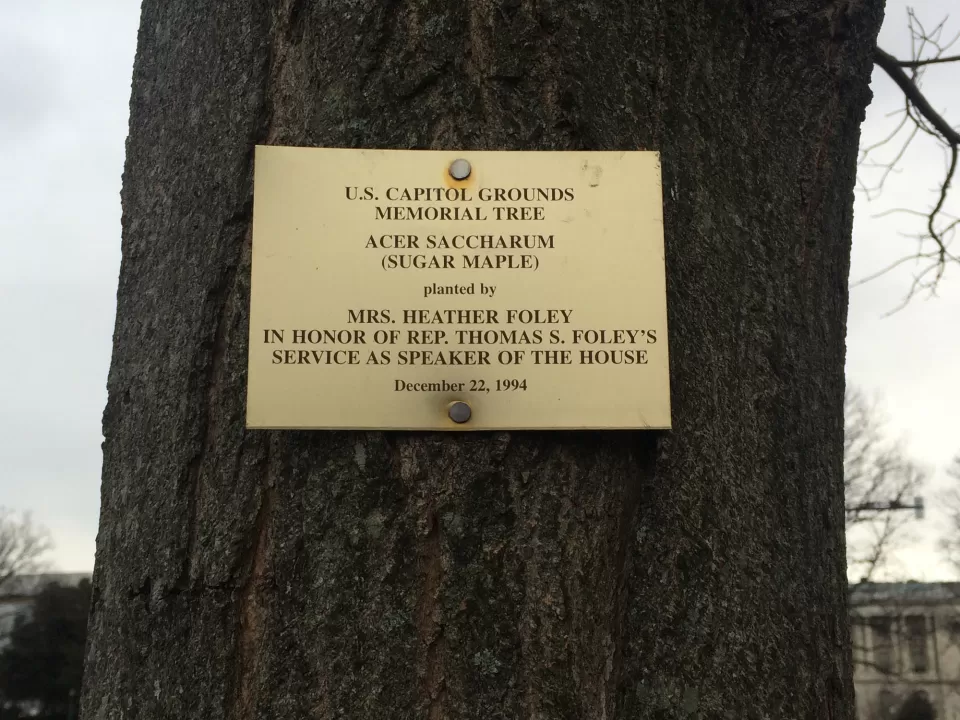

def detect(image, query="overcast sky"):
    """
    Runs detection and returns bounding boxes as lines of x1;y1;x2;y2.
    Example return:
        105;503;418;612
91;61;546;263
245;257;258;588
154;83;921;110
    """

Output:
847;0;960;580
0;1;957;575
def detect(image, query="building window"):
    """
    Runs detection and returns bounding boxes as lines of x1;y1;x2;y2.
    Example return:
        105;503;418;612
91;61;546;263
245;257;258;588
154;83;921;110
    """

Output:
905;615;928;673
871;616;895;674
948;617;960;646
851;615;870;667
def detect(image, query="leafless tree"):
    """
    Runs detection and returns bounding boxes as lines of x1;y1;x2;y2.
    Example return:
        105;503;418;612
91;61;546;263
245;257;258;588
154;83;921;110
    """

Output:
845;387;927;587
937;457;960;573
0;508;52;591
844;387;930;690
856;9;960;311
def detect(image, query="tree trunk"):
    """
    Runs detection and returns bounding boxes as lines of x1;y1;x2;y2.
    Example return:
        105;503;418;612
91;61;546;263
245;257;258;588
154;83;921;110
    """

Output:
82;2;883;719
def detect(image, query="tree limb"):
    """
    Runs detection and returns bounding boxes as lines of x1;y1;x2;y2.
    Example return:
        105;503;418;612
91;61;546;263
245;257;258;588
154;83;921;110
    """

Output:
896;54;960;68
854;34;958;308
873;47;960;147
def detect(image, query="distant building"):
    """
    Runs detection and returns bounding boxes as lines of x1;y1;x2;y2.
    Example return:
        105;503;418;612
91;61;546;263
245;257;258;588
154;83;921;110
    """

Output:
0;572;90;646
851;582;960;720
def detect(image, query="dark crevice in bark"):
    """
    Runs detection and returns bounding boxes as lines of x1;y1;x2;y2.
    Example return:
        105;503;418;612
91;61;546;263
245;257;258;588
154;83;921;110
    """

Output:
398;61;451;103
227;443;275;720
608;434;657;712
178;205;253;591
417;506;447;720
361;0;405;95
284;0;308;45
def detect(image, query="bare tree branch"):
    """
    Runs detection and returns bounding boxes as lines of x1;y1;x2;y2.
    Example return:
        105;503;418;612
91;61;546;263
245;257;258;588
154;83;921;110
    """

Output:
938;457;960;574
845;387;927;592
854;10;959;309
896;54;960;68
874;48;960;147
0;509;53;590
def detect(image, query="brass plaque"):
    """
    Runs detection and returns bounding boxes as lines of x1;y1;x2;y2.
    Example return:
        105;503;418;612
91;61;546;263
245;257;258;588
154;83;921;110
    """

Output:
246;147;671;430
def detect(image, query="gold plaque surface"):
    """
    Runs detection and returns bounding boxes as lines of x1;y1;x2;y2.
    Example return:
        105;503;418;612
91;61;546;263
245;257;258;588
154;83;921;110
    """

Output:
247;147;671;430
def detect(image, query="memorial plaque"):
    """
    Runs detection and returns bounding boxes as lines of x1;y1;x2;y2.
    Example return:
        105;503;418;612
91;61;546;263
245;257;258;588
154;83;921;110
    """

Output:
246;147;671;430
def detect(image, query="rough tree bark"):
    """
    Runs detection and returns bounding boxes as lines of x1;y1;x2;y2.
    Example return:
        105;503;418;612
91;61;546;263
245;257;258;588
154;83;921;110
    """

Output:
82;2;884;718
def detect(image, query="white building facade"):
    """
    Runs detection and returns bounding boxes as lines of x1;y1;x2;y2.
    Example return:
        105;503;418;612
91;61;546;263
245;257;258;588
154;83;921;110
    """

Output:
852;583;960;720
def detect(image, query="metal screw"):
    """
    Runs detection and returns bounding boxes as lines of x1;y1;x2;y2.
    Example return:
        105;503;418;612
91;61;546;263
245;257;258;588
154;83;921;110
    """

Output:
449;158;471;181
448;401;472;424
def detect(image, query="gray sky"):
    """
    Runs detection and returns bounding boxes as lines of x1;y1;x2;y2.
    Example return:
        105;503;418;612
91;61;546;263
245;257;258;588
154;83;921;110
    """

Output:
1;2;139;570
848;0;960;579
0;1;957;575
